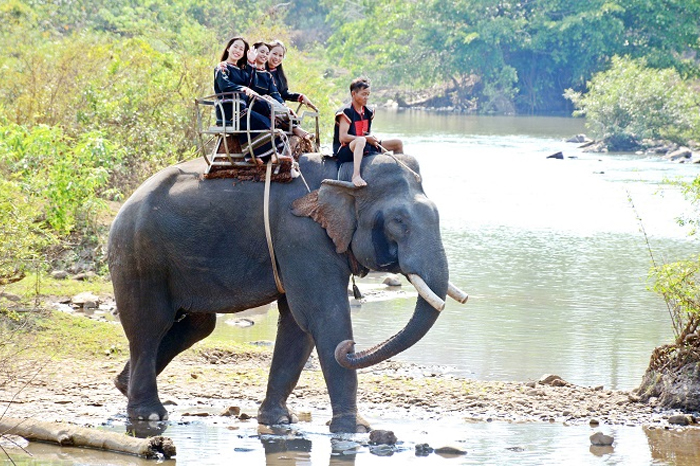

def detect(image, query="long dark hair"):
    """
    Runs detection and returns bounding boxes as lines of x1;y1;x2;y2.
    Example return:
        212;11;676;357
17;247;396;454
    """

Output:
220;36;249;68
265;40;289;91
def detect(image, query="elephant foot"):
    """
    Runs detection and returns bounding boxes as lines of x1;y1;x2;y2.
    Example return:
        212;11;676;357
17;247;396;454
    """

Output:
258;402;299;426
329;412;371;433
127;399;169;422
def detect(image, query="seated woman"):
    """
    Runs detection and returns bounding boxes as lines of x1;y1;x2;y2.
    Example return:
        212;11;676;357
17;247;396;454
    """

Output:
266;40;316;142
247;42;286;121
213;37;285;163
266;40;317;111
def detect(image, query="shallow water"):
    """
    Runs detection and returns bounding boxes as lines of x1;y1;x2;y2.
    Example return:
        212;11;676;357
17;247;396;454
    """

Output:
9;112;700;465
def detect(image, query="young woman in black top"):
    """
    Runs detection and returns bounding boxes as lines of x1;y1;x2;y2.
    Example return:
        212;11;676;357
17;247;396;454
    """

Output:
266;40;317;111
266;40;316;141
213;37;282;161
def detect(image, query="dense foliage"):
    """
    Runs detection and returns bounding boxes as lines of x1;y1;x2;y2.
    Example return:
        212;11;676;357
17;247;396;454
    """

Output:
0;0;335;279
322;0;700;114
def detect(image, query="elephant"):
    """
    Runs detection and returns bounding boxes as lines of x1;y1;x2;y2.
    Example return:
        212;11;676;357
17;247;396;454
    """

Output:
107;151;467;433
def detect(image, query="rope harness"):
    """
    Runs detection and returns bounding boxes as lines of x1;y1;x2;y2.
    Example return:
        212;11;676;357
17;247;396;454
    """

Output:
264;160;285;293
263;158;311;295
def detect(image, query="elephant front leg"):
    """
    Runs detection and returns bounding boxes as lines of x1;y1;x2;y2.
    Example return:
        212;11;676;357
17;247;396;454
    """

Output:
315;335;370;433
258;296;315;425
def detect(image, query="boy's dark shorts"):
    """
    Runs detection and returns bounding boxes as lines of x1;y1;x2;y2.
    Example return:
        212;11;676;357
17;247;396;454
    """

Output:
335;145;380;165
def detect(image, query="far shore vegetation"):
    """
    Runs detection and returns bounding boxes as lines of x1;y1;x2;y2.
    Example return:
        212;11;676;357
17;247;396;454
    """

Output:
2;0;700;381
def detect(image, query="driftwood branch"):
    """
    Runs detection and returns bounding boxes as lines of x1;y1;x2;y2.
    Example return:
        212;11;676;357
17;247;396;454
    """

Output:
0;417;175;459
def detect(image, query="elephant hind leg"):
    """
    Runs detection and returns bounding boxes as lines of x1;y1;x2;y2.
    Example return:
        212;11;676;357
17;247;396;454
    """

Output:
124;311;217;420
115;312;216;399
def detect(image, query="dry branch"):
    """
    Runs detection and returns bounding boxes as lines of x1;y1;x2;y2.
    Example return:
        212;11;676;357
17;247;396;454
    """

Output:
0;417;175;459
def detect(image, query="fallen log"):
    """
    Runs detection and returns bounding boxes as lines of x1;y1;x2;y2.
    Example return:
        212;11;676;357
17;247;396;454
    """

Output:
0;417;176;459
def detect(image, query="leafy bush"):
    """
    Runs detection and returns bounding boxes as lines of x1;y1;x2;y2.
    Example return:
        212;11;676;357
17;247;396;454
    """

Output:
565;56;700;148
0;124;124;235
651;257;700;342
0;178;52;283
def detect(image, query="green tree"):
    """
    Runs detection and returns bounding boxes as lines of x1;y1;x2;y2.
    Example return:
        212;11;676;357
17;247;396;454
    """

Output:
564;56;700;149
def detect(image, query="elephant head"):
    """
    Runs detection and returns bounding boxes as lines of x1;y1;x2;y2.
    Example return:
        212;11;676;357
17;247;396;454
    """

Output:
292;153;452;370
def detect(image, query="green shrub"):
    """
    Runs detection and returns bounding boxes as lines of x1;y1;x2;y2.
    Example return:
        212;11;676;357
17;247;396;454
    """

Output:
0;123;125;235
651;257;700;342
565;56;700;148
0;178;52;282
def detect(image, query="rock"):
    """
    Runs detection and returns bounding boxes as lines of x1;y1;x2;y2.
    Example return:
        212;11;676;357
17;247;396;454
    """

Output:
664;147;692;161
182;411;210;417
238;412;252;420
415;443;433;456
369;429;397;445
589;432;614;446
71;292;100;306
297;411;312;422
229;318;254;327
382;274;402;287
0;292;21;302
546;152;564;159
220;406;241;417
539;374;568;386
51;270;69;280
668;414;692;426
330;439;361;453
369;444;395;456
434;445;467;456
589;418;600;427
525;381;537;388
72;271;97;281
566;134;591;143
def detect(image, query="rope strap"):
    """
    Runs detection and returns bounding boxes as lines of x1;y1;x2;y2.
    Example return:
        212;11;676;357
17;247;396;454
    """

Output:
264;160;285;293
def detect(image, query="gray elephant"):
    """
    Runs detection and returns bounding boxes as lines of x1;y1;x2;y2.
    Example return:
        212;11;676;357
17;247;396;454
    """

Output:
108;152;467;433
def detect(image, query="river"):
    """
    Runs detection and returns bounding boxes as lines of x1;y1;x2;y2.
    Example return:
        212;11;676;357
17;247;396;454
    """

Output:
12;111;700;465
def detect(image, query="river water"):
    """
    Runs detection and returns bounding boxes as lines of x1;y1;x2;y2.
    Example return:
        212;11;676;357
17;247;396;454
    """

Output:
9;112;700;465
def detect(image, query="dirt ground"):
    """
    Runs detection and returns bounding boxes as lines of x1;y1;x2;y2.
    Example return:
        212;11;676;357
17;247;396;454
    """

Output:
0;346;692;432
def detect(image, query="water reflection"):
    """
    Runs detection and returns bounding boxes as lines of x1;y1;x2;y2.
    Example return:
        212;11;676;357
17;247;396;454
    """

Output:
125;419;169;438
644;427;700;466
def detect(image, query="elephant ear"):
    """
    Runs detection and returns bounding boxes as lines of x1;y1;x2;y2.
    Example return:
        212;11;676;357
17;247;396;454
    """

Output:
292;180;358;254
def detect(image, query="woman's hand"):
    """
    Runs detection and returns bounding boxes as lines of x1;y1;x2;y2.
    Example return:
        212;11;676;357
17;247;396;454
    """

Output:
217;61;227;71
243;87;260;98
301;95;318;112
247;49;258;64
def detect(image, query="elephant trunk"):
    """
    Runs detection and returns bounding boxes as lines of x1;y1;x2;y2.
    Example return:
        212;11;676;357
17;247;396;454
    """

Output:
335;273;446;370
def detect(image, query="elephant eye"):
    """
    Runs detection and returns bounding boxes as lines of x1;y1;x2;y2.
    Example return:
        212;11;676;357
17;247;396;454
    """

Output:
388;216;409;238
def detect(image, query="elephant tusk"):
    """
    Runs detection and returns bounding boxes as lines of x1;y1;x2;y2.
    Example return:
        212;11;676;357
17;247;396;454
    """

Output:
447;282;469;304
407;274;445;312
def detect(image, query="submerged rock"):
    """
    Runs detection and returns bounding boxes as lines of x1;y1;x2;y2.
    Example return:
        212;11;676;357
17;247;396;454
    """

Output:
590;432;614;446
434;445;467;456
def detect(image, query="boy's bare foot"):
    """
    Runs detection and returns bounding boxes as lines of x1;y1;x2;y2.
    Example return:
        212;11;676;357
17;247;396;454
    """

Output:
352;175;367;187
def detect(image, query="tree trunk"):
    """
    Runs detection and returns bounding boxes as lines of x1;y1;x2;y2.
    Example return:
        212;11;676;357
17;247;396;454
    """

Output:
0;417;175;459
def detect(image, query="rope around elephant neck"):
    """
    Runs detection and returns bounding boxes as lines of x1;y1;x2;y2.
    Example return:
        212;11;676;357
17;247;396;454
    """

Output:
376;145;422;183
265;160;285;293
